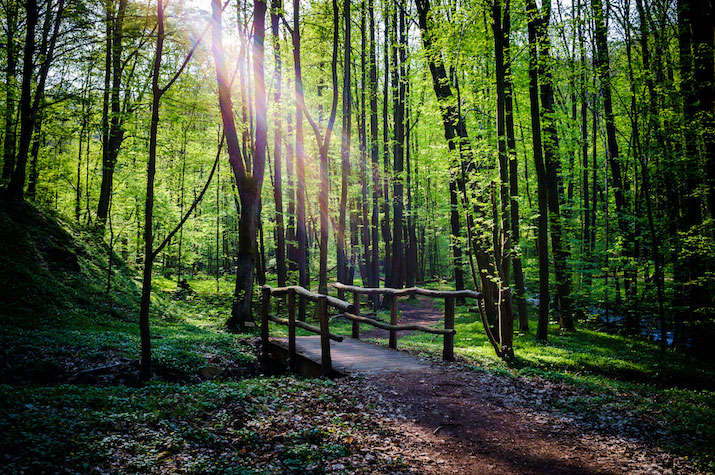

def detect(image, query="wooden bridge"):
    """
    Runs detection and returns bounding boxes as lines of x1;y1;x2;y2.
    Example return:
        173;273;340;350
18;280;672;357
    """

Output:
260;282;484;377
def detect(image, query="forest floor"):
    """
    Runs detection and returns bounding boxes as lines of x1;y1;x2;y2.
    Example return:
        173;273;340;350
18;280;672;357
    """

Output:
341;299;700;474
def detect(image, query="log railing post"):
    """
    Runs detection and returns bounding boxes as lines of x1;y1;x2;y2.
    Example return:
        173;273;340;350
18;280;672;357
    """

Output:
317;295;332;376
443;295;455;361
352;291;361;339
288;290;297;372
389;296;398;349
261;286;271;356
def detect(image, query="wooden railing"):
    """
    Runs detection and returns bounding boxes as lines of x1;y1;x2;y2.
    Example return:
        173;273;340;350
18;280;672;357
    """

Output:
261;283;483;377
261;285;353;377
332;282;483;361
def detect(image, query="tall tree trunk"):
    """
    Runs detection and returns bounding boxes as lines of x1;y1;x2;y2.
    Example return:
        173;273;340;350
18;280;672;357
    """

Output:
381;2;392;286
139;0;166;381
337;0;352;297
359;0;371;289
591;0;636;332
293;0;309;319
503;0;528;332
1;0;18;183
5;0;37;200
526;0;551;341
369;0;380;304
389;2;405;291
213;0;267;330
537;3;574;331
415;0;499;328
317;0;340;295
97;0;128;226
271;0;286;287
493;0;515;355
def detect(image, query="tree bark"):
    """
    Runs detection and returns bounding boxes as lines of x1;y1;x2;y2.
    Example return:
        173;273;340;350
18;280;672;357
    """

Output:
526;0;551;341
502;0;528;332
271;0;286;287
97;0;128;227
1;0;18;183
337;0;352;297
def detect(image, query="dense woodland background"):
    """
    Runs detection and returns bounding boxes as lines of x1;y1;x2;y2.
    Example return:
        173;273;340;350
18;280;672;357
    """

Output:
1;0;714;367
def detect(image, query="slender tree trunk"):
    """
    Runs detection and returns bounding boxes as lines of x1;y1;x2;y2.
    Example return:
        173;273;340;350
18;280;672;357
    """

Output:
359;0;371;289
337;0;352;296
139;0;166;381
526;0;551;341
293;0;308;319
381;2;392;286
389;3;405;291
213;0;267;330
5;0;37;200
318;0;340;295
2;0;18;183
591;0;636;332
271;0;286;287
503;0;528;332
537;5;574;331
369;0;380;304
415;0;499;326
493;0;515;355
97;0;128;226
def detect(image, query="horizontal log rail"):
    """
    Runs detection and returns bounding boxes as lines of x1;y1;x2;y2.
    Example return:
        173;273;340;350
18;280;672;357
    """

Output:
332;282;484;361
343;312;455;335
266;285;354;313
267;315;344;342
331;282;483;300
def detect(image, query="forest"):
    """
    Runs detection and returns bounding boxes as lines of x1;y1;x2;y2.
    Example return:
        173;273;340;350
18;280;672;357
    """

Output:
0;0;714;471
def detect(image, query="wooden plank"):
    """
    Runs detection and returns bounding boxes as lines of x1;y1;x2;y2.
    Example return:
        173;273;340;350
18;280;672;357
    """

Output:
269;336;431;375
443;295;455;361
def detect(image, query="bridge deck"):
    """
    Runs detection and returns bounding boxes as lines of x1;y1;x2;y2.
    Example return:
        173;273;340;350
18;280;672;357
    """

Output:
270;336;431;375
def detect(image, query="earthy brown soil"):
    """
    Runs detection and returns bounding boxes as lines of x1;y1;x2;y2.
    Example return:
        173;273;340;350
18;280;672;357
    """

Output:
344;298;698;475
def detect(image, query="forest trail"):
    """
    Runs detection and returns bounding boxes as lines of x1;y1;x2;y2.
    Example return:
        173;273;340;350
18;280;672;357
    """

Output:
360;295;445;341
344;299;688;474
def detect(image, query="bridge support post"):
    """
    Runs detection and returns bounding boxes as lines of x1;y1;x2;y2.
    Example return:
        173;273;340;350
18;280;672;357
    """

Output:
288;291;297;372
352;292;361;339
389;297;398;349
317;295;332;376
261;286;271;357
443;295;455;361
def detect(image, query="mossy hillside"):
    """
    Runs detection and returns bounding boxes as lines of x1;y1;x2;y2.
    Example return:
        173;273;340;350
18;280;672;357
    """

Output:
0;201;255;383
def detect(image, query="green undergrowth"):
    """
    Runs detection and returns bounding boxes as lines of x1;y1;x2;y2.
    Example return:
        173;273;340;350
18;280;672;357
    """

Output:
0;200;255;384
0;377;357;474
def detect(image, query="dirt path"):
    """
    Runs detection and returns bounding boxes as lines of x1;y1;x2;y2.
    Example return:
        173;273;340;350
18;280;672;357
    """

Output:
360;296;445;340
346;300;696;474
